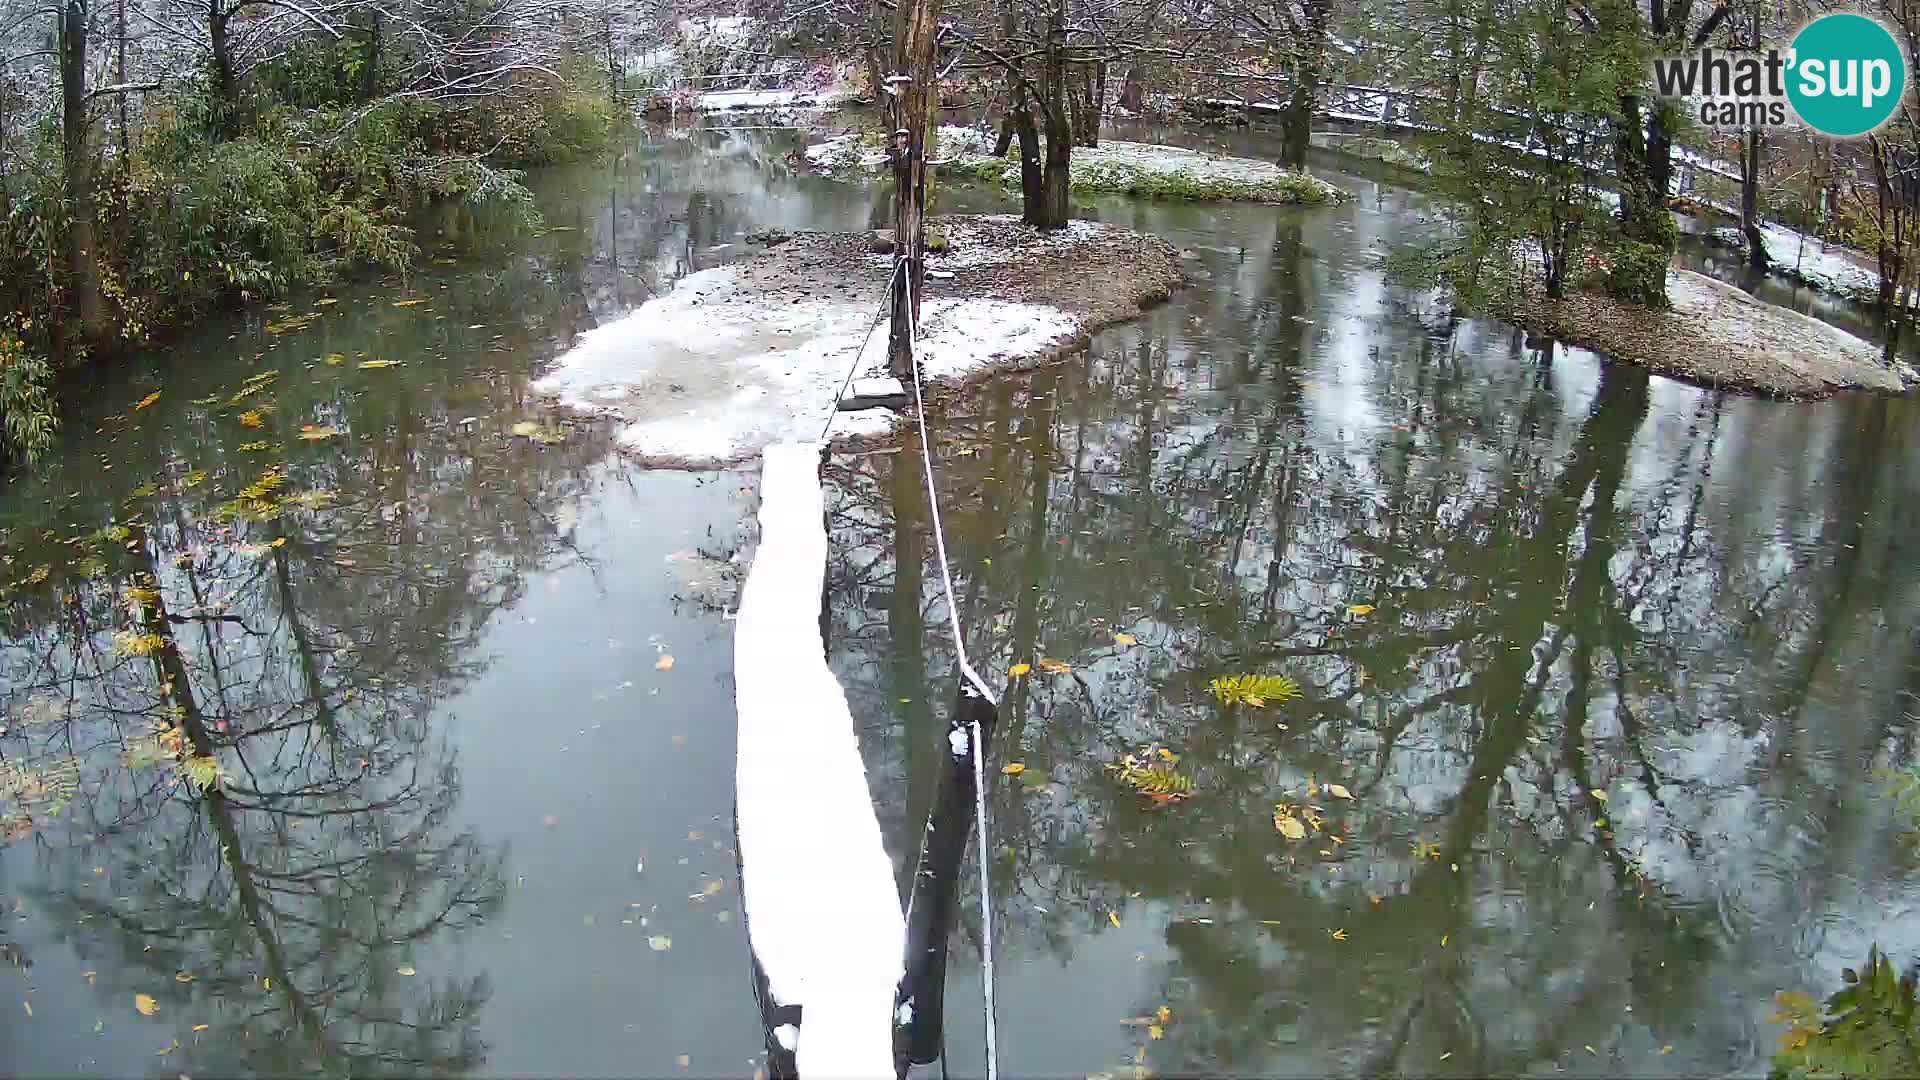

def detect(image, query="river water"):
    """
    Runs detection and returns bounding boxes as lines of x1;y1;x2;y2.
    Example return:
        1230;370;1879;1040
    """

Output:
1;118;1917;1078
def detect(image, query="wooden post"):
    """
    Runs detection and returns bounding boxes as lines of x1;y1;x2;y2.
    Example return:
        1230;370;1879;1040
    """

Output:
887;0;942;382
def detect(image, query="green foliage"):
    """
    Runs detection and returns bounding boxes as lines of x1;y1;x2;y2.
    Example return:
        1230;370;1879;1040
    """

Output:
1107;746;1195;802
1585;237;1673;310
1772;946;1920;1079
1209;674;1300;708
0;332;58;465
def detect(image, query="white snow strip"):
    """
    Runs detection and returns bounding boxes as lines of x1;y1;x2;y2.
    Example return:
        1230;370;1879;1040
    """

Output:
734;442;906;1079
532;259;1080;465
697;87;851;111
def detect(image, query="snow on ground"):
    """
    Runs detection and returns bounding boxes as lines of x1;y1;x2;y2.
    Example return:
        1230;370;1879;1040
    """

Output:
696;87;855;112
734;441;905;1076
806;125;1345;201
531;260;1077;466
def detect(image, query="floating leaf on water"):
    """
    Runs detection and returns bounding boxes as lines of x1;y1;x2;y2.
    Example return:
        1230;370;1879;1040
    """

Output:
297;426;340;441
655;655;675;671
134;994;157;1016
391;299;428;308
1003;763;1026;776
1156;1006;1171;1024
1148;1024;1163;1041
1347;604;1375;617
1108;912;1121;928
1591;789;1608;802
1109;748;1193;803
1037;657;1072;674
702;881;724;896
1209;674;1299;708
183;470;208;488
1329;928;1348;941
324;353;345;366
676;1055;691;1069
1274;812;1307;840
1325;783;1353;800
396;966;416;977
1008;663;1031;678
132;392;162;412
21;1000;29;1017
648;936;672;952
357;360;401;369
1114;632;1138;647
192;1025;210;1032
238;410;264;429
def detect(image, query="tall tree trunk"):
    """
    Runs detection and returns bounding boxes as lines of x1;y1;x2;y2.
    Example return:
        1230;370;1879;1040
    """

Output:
1741;127;1768;272
1611;91;1672;307
1280;0;1331;170
209;4;238;138
1013;91;1044;225
1090;59;1105;144
59;0;106;346
361;9;383;101
1033;11;1072;230
886;0;942;378
1118;62;1144;112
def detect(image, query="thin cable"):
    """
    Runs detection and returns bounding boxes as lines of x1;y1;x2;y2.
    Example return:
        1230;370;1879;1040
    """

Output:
900;257;999;1080
818;262;906;443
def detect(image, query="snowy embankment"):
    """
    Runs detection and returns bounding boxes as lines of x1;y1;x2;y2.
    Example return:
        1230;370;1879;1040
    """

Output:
531;216;1182;467
1703;213;1900;306
734;441;903;1076
1494;267;1905;398
804;125;1347;204
695;86;857;112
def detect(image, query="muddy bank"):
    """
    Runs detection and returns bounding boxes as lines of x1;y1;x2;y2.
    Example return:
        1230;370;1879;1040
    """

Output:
531;215;1182;466
1494;268;1907;399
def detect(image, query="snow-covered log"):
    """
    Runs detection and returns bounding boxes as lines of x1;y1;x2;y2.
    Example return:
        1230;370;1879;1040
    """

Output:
734;441;905;1078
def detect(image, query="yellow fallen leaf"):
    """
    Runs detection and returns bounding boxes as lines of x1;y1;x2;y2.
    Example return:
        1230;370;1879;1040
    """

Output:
22;1000;31;1017
193;1024;209;1032
135;993;158;1016
1660;1045;1674;1055
1114;632;1137;646
676;1055;691;1069
1584;1045;1597;1056
133;391;162;411
1003;763;1026;776
1274;813;1306;840
1008;662;1031;678
1325;783;1353;800
238;410;264;428
1148;1024;1163;1040
703;880;724;895
1330;928;1348;941
357;360;401;369
649;935;672;951
391;299;428;308
397;966;416;976
298;425;340;441
316;298;338;306
324;353;345;366
264;978;271;989
1348;604;1375;617
1038;658;1072;674
1591;789;1609;802
655;655;675;671
1156;1006;1171;1023
1108;911;1121;928
174;972;193;983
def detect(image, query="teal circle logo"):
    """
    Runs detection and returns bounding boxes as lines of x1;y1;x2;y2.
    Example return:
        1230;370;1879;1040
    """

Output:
1787;13;1907;137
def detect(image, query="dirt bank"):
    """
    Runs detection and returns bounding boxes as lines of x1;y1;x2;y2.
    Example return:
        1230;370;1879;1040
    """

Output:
532;215;1182;467
1493;268;1907;399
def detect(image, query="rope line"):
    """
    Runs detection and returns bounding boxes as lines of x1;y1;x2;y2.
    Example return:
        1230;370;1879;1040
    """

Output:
902;262;1000;1080
816;247;1001;1080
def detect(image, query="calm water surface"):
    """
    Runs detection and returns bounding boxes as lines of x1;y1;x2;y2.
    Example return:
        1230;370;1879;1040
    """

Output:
1;119;1917;1078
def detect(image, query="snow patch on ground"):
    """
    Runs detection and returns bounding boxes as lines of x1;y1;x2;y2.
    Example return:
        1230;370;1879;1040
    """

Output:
697;87;854;111
734;442;905;1077
805;126;1345;202
532;260;1079;466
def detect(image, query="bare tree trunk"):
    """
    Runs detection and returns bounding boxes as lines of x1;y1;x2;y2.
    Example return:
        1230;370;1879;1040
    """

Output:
886;0;942;379
993;114;1014;156
1013;91;1043;225
59;0;106;346
1279;0;1330;169
1118;62;1144;112
209;2;239;138
1741;126;1768;272
1032;9;1072;230
361;9;382;101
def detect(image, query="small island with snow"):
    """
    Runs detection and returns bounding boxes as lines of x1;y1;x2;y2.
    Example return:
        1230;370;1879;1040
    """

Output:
533;215;1183;467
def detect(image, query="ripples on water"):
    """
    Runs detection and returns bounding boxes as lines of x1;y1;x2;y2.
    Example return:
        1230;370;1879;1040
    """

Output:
0;119;1917;1078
